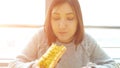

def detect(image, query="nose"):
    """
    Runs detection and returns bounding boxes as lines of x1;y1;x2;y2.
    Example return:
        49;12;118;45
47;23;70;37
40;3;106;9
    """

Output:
59;19;67;29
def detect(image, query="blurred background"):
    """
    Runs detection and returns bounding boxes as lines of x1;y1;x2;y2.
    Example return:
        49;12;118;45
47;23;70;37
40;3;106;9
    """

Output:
0;0;120;67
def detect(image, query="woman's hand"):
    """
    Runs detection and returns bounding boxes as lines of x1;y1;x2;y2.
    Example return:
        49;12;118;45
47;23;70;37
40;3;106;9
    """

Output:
32;63;40;68
32;60;46;68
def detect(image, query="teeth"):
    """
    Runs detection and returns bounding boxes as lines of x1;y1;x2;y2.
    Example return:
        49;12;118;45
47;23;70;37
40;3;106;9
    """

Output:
37;43;67;68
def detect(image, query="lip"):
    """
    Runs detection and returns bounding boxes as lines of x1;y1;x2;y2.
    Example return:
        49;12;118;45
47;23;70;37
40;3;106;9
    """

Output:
59;32;67;34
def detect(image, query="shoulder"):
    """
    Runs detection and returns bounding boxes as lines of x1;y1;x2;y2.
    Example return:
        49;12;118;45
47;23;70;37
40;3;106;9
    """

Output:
80;33;99;51
78;33;100;57
37;27;45;36
34;27;49;50
29;27;48;46
82;33;97;46
35;27;47;40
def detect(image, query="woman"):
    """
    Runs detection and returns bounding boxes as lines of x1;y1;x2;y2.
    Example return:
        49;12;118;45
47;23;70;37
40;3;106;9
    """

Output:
8;0;116;68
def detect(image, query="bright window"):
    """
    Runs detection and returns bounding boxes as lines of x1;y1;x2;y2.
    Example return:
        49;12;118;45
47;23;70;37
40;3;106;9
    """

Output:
80;0;120;26
0;0;45;25
0;0;120;63
0;0;45;60
79;0;120;62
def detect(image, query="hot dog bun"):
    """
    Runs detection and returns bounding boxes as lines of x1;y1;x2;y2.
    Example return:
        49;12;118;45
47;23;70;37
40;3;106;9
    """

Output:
37;43;66;68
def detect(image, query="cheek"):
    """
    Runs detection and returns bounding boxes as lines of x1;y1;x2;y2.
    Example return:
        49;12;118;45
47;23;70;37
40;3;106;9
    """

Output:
70;21;77;29
51;21;58;32
70;22;78;34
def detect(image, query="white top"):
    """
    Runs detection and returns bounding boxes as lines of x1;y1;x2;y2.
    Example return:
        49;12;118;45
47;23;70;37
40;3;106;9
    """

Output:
8;28;116;68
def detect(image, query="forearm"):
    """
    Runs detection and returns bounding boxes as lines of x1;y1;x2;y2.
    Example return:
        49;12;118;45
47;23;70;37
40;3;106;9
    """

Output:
82;62;116;68
89;62;116;68
8;60;35;68
94;64;115;68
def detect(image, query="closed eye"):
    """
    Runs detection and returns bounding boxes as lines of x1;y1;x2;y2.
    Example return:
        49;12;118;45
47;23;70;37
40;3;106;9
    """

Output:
67;16;74;20
66;14;74;21
52;14;60;20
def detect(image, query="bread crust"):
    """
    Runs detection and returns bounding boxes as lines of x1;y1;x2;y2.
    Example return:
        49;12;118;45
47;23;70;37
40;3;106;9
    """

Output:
37;43;66;68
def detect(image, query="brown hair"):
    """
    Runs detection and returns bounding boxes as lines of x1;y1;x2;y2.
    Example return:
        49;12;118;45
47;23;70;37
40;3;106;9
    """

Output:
44;0;84;46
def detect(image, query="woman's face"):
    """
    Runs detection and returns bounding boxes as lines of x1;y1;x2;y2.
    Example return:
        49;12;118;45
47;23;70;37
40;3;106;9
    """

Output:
51;2;78;43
